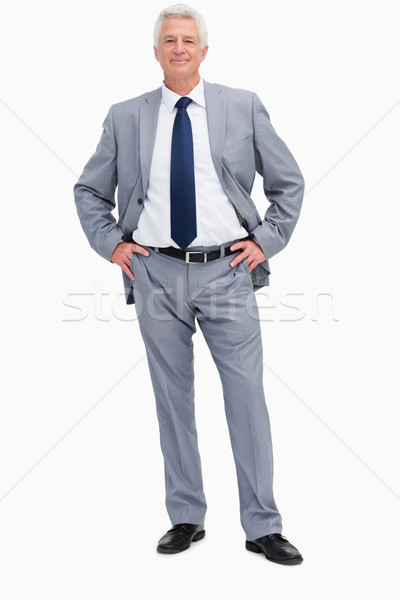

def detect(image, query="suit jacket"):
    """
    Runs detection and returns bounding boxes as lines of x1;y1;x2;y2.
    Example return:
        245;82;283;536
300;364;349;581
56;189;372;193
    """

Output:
74;80;305;304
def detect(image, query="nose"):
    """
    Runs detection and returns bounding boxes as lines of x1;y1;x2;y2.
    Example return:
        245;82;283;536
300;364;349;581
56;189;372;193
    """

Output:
174;39;185;54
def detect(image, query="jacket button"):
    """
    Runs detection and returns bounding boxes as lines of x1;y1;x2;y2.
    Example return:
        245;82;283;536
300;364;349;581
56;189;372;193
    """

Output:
137;198;143;205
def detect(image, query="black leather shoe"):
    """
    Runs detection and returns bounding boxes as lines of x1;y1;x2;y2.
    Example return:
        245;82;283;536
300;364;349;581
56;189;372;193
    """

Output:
157;523;205;554
246;533;303;565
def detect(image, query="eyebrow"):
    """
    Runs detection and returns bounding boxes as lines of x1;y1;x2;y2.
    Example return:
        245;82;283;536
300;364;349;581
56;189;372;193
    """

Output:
162;35;197;40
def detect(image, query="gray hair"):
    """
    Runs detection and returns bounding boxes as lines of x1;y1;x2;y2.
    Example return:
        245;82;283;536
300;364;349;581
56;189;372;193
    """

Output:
153;3;208;49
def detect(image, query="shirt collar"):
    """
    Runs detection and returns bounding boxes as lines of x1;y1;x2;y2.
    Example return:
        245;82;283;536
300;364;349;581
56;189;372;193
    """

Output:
161;77;206;112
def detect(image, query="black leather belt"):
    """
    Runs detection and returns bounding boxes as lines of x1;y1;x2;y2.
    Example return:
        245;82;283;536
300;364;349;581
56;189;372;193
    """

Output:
155;245;238;263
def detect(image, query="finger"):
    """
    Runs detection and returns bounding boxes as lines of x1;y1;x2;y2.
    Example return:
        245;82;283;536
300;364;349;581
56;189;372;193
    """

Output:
248;259;256;272
118;256;135;279
248;256;266;271
121;263;135;280
123;257;133;270
230;250;248;268
230;241;247;252
131;244;150;257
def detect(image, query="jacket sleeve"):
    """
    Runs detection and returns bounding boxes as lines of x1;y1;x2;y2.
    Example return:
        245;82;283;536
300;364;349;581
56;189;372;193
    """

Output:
250;93;305;261
73;105;124;261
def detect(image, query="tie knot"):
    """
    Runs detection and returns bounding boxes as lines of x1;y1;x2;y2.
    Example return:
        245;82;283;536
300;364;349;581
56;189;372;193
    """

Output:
175;97;192;110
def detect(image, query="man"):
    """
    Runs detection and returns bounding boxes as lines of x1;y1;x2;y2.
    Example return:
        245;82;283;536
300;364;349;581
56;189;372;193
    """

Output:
74;3;305;564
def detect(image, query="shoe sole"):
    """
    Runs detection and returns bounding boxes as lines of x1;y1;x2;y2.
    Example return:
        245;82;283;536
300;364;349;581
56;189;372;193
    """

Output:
245;540;303;565
157;529;206;554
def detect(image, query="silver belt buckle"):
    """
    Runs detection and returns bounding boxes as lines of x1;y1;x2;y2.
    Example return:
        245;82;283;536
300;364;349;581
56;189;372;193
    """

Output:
185;251;207;263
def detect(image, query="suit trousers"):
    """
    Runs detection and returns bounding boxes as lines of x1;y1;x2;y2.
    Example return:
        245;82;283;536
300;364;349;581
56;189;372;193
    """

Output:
131;244;283;540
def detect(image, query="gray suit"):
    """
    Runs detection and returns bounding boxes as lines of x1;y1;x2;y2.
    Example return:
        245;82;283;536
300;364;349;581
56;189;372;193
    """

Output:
74;81;304;304
74;81;304;540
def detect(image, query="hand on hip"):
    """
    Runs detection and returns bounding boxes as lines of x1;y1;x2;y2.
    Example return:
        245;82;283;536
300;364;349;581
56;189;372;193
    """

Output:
111;242;149;280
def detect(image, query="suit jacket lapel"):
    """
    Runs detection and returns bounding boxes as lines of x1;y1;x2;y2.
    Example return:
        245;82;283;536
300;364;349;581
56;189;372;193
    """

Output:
204;81;226;183
139;83;226;193
139;87;162;195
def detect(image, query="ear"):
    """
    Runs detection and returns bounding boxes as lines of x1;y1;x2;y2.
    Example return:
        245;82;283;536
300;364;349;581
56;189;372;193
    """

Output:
201;46;209;62
154;46;159;62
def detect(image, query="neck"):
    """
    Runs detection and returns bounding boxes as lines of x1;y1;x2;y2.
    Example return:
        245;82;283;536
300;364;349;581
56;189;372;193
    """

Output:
163;73;200;96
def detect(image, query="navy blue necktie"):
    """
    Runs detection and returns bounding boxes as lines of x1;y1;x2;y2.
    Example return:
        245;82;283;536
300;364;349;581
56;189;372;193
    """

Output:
170;97;197;249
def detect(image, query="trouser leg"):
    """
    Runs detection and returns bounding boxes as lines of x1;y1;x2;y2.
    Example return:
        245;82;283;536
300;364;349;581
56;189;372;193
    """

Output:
192;258;283;540
132;250;207;525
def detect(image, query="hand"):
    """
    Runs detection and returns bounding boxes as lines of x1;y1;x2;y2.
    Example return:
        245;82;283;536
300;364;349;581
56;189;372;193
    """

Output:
110;242;149;280
229;239;266;272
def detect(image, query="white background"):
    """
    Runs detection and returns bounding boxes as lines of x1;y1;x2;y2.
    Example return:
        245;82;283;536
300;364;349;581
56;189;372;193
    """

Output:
1;0;399;597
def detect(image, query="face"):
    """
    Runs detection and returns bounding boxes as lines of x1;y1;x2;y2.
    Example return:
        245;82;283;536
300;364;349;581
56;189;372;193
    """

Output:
154;17;208;84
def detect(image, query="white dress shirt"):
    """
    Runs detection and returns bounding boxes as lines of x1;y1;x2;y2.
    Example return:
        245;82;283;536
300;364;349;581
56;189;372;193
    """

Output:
133;78;248;248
